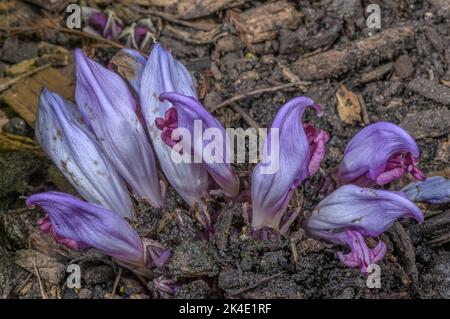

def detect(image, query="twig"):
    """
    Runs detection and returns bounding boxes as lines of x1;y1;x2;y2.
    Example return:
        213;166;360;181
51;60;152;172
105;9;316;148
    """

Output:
212;82;310;112
0;24;148;57
33;258;48;299
231;105;260;129
111;267;123;298
357;94;370;125
290;238;299;268
229;271;285;297
14;273;33;296
131;6;212;31
0;64;51;92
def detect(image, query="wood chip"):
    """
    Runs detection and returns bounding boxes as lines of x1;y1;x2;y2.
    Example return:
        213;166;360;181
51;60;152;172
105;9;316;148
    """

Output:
0;67;74;128
169;0;245;19
239;1;301;44
336;85;362;125
0;132;40;153
294;26;415;80
15;250;65;285
407;77;450;105
358;63;393;84
394;54;414;79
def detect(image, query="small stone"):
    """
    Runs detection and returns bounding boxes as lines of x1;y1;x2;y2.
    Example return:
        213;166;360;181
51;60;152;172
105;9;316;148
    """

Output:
394;54;414;79
216;36;240;53
83;265;114;285
77;288;93;299
175;280;210;299
2;117;33;137
168;240;218;278
436;136;450;162
1;38;38;64
121;277;144;295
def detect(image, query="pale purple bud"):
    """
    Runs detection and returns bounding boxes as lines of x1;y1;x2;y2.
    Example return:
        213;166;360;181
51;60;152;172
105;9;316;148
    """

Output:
140;43;209;207
75;49;164;208
36;89;133;218
158;92;240;197
27;192;144;266
402;176;450;204
251;96;326;233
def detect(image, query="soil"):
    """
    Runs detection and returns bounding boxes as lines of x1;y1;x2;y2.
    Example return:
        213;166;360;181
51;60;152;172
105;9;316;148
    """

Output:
0;0;449;299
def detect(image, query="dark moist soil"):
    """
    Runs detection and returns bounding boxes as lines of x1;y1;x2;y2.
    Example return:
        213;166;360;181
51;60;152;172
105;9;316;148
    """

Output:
1;0;450;299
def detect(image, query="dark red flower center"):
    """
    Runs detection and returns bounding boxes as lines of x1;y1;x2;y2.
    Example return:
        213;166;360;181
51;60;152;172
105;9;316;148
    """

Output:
155;108;182;149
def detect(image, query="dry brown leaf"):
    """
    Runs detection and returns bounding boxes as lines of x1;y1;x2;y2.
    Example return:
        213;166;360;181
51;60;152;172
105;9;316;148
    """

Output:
0;67;74;128
336;85;362;125
15;250;65;285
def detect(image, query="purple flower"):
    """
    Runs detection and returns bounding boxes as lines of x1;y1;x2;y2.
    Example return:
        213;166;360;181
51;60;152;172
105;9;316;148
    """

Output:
27;192;145;266
306;185;423;273
338;122;425;186
402;176;450;204
143;239;172;269
120;19;156;51
139;43;209;207
27;192;171;275
335;230;386;274
36;89;133;219
82;7;123;40
251;96;327;233
158;92;240;197
75;49;164;208
153;276;179;297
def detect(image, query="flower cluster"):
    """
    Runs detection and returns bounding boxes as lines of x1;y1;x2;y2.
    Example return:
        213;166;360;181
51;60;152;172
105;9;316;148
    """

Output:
28;41;450;285
81;7;156;51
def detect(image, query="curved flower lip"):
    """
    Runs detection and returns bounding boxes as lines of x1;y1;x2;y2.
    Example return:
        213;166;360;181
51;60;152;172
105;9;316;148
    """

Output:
251;96;323;231
402;176;450;204
27;192;144;266
306;184;423;240
158;92;240;197
336;230;387;274
75;49;164;208
36;88;133;219
304;123;329;176
338;121;424;186
139;42;209;206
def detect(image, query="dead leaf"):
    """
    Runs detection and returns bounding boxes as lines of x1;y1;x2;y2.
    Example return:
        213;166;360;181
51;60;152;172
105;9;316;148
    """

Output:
0;67;74;127
15;250;65;285
336;85;362;125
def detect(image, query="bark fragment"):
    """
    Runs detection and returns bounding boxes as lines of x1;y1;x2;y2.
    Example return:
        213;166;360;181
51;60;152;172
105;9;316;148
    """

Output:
294;26;415;80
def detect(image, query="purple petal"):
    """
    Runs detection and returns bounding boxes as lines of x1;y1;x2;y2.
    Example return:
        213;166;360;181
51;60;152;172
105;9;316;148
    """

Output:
153;276;179;296
143;239;172;269
139;43;209;206
36;89;133;218
158;92;239;197
251;96;322;231
338;122;425;186
27;192;144;266
81;7;123;40
335;230;387;274
75;49;163;207
402;176;450;204
304;123;329;176
306;184;423;240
